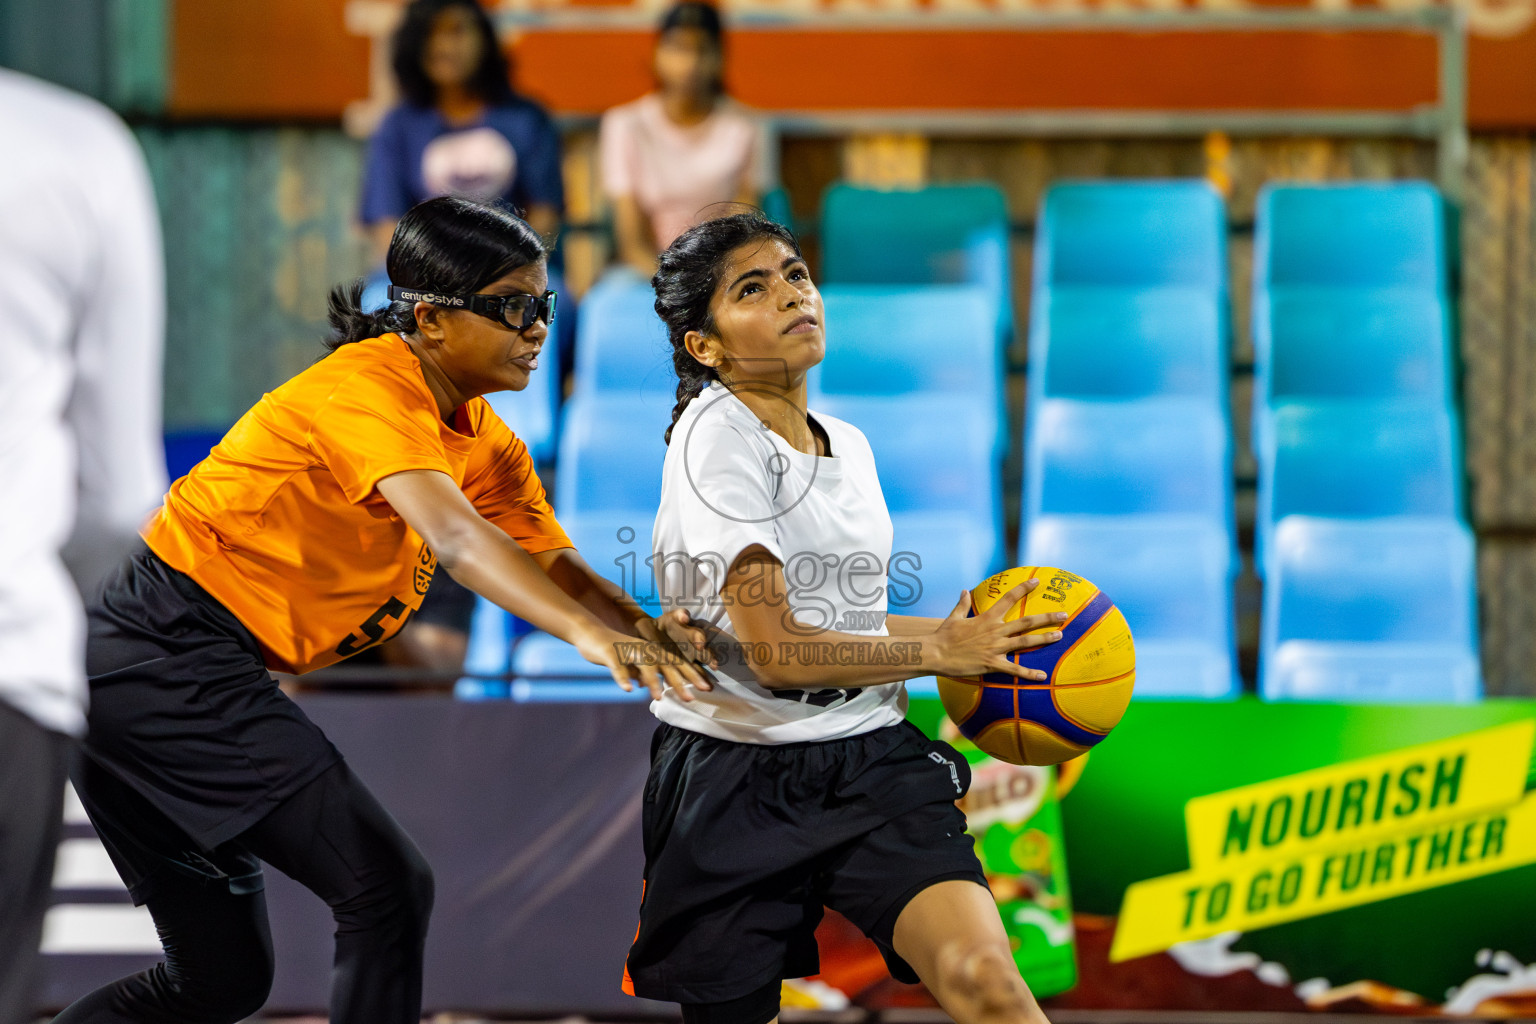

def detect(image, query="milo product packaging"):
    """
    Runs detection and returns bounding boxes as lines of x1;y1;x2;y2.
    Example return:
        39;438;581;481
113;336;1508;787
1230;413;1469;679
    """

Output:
961;751;1078;997
911;700;1079;997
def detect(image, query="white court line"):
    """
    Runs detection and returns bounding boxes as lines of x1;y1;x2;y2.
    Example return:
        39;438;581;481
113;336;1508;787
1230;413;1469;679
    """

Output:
52;838;128;890
63;781;89;825
41;905;159;954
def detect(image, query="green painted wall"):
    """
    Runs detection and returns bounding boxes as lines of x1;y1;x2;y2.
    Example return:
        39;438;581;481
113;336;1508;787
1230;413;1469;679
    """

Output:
0;0;165;112
137;127;371;430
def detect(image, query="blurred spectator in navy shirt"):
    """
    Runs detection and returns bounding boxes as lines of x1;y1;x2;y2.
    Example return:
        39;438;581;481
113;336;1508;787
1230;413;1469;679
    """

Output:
360;0;564;262
354;0;566;684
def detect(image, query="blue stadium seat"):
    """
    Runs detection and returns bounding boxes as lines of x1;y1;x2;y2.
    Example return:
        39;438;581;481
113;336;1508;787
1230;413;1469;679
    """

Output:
555;396;671;516
1034;181;1226;290
815;284;997;396
163;430;224;480
1255;182;1448;292
572;276;675;402
1024;398;1233;536
505;509;662;686
1024;516;1238;699
1259;288;1452;404
1257;401;1462;563
817;394;1004;574
1252;287;1453;452
1029;286;1225;403
1260;516;1480;702
762;186;794;230
481;361;560;466
820;183;1012;343
812;284;1004;454
510;677;651;702
889;511;1002;618
479;399;670;694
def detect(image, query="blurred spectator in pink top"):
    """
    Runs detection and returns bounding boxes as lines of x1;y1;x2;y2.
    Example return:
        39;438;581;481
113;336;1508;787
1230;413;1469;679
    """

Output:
600;2;773;277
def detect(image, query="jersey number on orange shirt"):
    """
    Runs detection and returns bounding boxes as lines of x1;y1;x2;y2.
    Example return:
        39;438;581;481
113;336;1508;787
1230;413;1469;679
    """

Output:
334;543;436;658
335;596;414;658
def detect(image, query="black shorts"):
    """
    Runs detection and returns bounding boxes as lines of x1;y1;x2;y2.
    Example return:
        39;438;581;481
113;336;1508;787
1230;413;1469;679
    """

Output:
80;547;342;859
623;720;987;1006
410;570;477;631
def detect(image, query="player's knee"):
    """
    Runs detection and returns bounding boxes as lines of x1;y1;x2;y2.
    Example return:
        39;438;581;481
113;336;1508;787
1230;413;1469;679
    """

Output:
399;846;435;925
933;941;1027;1013
333;845;434;936
163;940;274;1023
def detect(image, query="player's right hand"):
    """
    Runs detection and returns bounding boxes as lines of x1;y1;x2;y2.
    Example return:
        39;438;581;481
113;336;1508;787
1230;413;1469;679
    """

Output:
927;579;1068;682
575;625;715;703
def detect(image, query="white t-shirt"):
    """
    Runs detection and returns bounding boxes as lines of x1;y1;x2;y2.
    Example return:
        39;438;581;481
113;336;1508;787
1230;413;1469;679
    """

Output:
599;93;772;249
0;71;167;737
650;381;909;744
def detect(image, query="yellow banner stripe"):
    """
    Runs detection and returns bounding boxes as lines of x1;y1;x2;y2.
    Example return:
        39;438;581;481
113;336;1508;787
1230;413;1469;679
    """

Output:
1112;791;1536;962
1185;720;1535;869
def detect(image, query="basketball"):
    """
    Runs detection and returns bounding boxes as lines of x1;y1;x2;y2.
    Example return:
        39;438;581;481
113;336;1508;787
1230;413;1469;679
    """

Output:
937;566;1136;766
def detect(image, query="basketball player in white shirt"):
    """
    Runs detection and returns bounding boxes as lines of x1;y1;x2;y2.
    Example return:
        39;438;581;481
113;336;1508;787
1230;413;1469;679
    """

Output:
0;70;166;1022
624;213;1059;1024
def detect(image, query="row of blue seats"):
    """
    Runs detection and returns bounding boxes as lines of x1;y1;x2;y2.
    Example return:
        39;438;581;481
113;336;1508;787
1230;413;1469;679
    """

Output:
1018;180;1477;704
425;179;1476;704
1252;184;1477;702
443;182;1017;471
1023;181;1237;701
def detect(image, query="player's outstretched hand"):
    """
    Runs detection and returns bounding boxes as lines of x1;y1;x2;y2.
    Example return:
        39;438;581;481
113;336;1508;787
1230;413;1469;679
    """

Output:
636;608;720;676
575;624;716;702
928;579;1068;682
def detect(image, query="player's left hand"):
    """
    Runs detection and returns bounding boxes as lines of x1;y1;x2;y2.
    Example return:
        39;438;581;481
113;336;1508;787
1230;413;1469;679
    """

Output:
636;608;720;679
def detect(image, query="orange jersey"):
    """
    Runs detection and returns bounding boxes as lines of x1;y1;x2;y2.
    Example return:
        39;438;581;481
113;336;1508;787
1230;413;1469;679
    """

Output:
143;333;571;674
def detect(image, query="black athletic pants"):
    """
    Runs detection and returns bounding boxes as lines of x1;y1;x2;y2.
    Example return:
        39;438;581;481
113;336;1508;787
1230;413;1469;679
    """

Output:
0;701;72;1024
51;758;433;1024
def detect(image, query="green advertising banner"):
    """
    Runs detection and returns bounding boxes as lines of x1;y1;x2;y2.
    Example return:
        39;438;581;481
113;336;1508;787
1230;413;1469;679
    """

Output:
905;697;1536;1016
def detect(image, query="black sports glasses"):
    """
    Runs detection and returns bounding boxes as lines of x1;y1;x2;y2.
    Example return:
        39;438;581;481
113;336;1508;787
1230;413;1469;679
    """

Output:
388;286;558;331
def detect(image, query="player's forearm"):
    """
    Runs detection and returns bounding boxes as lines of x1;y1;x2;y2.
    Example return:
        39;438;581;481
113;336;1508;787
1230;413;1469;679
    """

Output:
440;522;610;647
538;550;651;636
734;625;938;691
613;196;658;277
884;614;944;636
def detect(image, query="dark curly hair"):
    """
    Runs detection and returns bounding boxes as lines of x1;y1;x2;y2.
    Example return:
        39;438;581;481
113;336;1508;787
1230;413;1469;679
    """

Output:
326;196;546;352
391;0;515;109
652;212;802;444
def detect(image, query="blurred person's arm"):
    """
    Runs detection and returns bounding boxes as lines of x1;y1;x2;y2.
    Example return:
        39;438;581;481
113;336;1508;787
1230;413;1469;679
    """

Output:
613;193;658;278
598;105;658;276
359;110;413;265
60;115;168;594
370;219;399;266
735;113;772;210
885;614;945;635
525;205;560;240
521;106;565;244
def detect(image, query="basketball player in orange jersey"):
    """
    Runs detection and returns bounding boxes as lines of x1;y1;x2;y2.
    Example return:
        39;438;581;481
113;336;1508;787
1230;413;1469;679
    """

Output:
52;197;713;1024
623;212;1058;1024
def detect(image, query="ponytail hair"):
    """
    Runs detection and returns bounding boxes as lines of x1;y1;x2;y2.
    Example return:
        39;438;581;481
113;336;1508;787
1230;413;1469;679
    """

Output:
652;211;802;444
326;196;547;352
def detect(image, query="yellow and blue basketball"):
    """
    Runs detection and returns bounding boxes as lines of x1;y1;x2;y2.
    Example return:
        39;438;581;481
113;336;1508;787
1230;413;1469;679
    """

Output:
937;566;1135;766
